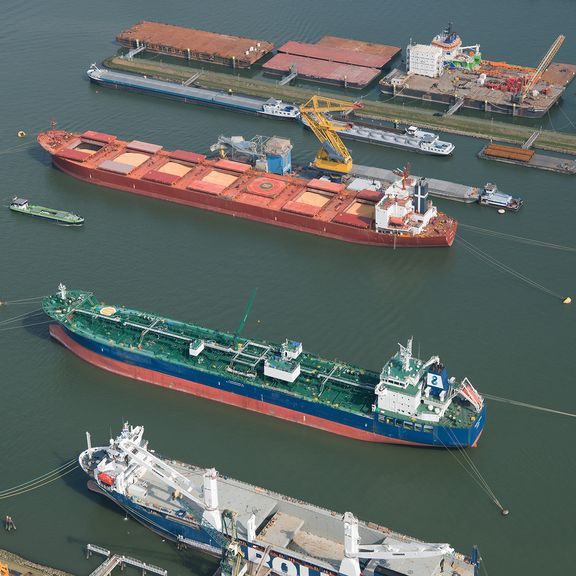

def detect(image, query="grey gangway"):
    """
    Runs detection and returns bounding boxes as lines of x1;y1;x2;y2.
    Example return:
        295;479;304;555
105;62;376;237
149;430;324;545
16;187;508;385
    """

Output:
445;97;465;116
522;130;541;149
183;71;202;86
278;65;298;86
86;544;167;576
126;45;146;59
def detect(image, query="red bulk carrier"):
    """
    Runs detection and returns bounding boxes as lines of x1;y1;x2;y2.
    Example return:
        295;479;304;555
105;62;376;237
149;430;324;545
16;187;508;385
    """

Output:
37;129;456;247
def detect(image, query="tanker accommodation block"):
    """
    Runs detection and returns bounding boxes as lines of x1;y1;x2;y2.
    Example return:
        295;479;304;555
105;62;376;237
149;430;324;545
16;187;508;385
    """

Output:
116;21;274;68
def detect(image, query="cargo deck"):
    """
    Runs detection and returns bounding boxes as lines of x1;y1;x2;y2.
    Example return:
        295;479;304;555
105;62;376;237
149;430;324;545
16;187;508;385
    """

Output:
263;54;380;88
380;62;576;118
116;21;273;68
478;143;576;174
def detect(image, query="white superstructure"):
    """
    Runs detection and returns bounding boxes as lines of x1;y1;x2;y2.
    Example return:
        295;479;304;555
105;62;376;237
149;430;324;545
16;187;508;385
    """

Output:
375;175;437;235
407;44;444;78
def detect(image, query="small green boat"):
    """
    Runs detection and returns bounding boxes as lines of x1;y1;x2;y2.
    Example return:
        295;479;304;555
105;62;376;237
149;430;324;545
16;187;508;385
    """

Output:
9;198;84;226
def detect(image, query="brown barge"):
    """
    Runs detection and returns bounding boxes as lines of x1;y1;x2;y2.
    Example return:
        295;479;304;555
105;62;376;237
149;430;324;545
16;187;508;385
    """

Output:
277;41;391;69
263;54;380;88
116;21;273;68
479;143;576;174
316;36;401;63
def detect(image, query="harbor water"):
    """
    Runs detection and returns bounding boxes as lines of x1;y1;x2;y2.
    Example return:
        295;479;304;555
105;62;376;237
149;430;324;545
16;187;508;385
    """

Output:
1;1;575;574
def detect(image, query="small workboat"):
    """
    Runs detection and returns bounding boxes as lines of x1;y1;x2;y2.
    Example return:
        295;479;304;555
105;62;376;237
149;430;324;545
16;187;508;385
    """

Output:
9;198;84;225
478;183;523;211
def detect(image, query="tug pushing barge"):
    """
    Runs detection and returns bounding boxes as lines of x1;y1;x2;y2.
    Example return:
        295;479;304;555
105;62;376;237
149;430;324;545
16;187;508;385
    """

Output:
80;423;481;576
38;129;457;247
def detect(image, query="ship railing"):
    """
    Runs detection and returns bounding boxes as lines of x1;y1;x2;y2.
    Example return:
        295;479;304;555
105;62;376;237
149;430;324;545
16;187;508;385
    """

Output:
74;308;121;323
300;367;374;392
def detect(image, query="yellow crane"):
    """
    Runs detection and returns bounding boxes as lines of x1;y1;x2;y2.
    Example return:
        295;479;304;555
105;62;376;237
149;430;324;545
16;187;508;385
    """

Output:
519;34;565;101
299;96;362;174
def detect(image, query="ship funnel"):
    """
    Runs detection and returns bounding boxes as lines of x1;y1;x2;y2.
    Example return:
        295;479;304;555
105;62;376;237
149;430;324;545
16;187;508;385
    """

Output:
413;178;429;214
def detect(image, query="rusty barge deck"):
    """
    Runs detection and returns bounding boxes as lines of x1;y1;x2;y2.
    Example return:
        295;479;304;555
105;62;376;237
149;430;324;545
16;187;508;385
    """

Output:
478;143;576;174
116;21;273;68
380;63;576;118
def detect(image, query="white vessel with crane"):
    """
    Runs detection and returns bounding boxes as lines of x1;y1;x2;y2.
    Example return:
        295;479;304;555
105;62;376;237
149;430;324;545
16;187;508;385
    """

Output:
80;423;481;576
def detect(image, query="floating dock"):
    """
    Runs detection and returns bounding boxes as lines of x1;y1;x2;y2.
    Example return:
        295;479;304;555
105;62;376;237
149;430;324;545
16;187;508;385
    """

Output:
116;21;273;68
479;143;576;174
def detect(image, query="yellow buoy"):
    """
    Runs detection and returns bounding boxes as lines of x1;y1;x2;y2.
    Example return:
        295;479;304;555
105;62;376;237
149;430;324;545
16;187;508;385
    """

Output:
17;130;26;138
562;297;572;305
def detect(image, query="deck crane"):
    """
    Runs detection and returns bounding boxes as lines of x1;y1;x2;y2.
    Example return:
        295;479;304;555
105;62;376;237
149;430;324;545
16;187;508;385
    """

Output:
517;34;565;102
338;512;456;576
299;96;362;174
116;430;248;576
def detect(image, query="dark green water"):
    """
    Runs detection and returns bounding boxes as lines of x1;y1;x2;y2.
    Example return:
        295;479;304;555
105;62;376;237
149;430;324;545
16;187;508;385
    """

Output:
1;1;575;574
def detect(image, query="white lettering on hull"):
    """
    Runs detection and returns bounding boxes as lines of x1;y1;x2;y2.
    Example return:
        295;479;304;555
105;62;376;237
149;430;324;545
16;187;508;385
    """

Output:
246;545;333;576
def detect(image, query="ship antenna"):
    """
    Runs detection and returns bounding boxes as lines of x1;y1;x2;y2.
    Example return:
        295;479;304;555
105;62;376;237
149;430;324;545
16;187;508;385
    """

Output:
51;117;57;131
58;283;67;300
398;337;413;371
233;288;258;348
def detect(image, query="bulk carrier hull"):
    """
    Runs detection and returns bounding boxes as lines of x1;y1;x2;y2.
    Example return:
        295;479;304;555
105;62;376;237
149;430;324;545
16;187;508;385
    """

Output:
38;130;456;248
49;322;485;447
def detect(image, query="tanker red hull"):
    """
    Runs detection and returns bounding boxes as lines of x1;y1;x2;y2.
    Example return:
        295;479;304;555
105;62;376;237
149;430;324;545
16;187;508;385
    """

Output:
38;130;457;247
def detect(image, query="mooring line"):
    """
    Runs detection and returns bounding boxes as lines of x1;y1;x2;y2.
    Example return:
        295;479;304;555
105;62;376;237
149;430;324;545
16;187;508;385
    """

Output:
439;429;507;515
456;236;566;300
0;309;43;326
0;320;52;332
484;394;576;418
459;223;576;253
0;459;78;498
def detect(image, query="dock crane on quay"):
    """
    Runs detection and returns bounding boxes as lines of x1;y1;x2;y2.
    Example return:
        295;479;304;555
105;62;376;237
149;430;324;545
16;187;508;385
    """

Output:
299;96;362;174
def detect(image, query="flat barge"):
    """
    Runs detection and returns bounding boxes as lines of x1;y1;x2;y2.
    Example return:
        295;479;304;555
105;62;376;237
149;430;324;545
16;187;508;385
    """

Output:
44;285;485;447
380;64;576;118
263;54;380;89
80;423;481;576
37;128;457;248
87;65;299;119
116;21;273;68
479;143;576;174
